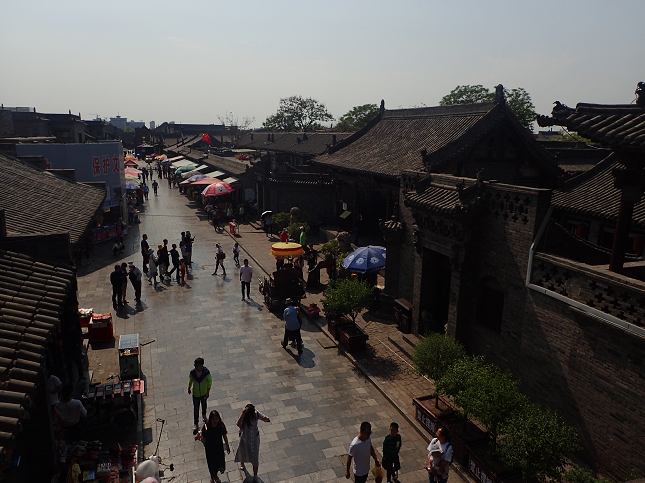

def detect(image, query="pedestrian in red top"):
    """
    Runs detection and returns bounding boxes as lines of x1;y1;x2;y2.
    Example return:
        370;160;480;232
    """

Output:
280;228;289;242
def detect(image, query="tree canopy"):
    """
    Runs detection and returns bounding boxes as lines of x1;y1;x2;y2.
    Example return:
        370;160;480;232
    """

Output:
335;104;379;132
263;96;334;132
439;84;537;132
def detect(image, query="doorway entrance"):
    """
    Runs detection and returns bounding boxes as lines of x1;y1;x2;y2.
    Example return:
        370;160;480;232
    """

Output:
418;249;452;334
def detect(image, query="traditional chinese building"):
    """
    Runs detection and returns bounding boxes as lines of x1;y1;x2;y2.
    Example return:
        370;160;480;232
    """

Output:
384;84;645;479
313;90;563;236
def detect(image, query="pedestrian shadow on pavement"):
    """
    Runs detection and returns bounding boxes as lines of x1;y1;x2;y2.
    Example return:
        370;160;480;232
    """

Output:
114;304;142;319
283;347;316;368
245;298;264;311
350;345;404;381
240;466;264;483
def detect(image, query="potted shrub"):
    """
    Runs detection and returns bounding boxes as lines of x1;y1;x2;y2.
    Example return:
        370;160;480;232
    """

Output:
322;278;373;349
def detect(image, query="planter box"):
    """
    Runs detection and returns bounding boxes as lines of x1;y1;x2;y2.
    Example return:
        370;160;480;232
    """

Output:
442;416;491;467
467;441;519;483
413;394;456;436
338;324;369;352
328;317;353;340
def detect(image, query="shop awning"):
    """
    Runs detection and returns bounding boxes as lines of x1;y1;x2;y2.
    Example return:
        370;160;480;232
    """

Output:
223;176;242;188
181;165;209;178
171;160;197;168
340;210;352;219
210;170;226;178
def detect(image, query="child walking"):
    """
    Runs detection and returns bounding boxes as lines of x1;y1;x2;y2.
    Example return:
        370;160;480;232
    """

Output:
382;422;401;483
232;242;241;267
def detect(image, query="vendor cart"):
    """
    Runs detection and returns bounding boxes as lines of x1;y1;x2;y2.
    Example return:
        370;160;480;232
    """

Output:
259;268;305;310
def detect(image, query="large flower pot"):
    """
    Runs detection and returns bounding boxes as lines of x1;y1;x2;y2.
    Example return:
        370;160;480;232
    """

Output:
338;323;369;352
328;317;353;340
413;394;457;436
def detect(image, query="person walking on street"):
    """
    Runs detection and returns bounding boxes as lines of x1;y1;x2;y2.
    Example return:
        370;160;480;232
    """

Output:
382;422;401;483
168;244;181;283
142;183;149;200
280;228;289;242
120;262;129;304
188;357;212;432
147;249;158;285
141;234;149;272
128;261;142;303
299;226;307;248
111;265;123;308
158;240;170;280
213;243;226;277
281;298;303;355
152;179;159;195
264;213;273;236
201;410;230;483
167;174;172;188
234;404;270;480
233;242;241;267
426;428;452;483
240;259;252;301
346;422;381;483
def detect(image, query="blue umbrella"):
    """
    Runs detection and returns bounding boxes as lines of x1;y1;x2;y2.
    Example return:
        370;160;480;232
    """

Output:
125;181;140;190
342;245;386;273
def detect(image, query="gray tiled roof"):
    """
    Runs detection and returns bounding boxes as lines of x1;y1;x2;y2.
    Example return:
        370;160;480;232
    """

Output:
537;101;645;150
552;153;645;228
0;249;76;449
313;103;497;178
404;174;481;218
0;153;106;246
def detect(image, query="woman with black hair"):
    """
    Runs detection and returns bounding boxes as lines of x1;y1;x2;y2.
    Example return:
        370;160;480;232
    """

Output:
202;410;230;483
234;404;271;480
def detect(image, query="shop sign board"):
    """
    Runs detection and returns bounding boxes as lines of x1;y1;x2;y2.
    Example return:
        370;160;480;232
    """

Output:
16;142;125;207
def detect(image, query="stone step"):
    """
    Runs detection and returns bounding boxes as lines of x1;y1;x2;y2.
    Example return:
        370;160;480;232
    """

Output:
387;334;415;361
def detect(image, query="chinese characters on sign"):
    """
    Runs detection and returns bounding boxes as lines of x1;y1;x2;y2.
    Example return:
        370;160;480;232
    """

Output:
102;155;110;175
415;406;438;435
92;156;100;176
469;458;494;483
112;155;119;173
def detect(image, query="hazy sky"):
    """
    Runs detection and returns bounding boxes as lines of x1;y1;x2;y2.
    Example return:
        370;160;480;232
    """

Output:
2;0;644;128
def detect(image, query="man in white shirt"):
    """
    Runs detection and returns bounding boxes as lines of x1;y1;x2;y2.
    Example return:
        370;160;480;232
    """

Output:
240;259;253;301
346;421;380;483
56;384;87;442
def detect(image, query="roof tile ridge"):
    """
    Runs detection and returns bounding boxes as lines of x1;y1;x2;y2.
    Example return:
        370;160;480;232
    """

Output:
557;153;616;191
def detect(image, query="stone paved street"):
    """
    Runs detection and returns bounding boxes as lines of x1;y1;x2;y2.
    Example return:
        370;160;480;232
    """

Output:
77;184;464;483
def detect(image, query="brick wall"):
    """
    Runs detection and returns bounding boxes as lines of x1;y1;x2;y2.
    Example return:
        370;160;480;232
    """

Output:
523;254;645;479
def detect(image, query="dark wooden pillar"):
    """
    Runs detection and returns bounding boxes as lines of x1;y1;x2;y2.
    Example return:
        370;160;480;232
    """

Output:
610;168;644;272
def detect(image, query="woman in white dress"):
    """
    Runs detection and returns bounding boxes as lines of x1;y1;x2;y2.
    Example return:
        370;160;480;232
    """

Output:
147;249;158;285
234;404;270;480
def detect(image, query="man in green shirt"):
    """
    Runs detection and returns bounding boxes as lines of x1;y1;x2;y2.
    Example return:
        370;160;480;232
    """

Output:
188;357;212;432
299;226;307;248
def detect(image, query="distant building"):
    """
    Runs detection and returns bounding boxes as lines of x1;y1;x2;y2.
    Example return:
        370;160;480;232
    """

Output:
127;120;145;130
150;121;155;130
109;115;127;131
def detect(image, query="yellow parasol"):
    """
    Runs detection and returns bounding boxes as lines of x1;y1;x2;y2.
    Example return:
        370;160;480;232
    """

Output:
270;242;304;258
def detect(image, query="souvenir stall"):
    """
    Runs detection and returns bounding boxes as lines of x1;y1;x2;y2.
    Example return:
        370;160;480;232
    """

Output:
55;310;145;483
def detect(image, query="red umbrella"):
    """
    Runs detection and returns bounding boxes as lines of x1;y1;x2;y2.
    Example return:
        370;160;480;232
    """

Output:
201;182;234;197
124;159;138;167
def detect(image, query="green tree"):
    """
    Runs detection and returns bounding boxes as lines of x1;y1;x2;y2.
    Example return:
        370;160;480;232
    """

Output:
412;333;466;382
321;278;373;323
497;403;580;482
263;96;334;132
435;356;487;422
273;212;291;232
564;466;612;483
439;84;537;132
439;85;493;105
335;104;379;132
